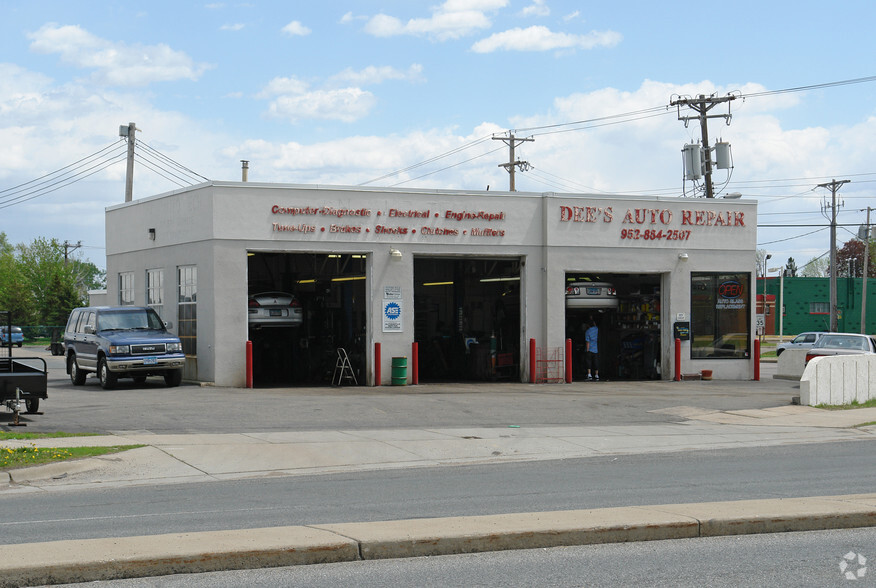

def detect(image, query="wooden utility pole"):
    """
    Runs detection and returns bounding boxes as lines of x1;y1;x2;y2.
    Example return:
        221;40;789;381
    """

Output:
862;206;872;334
121;122;137;202
670;94;736;198
817;179;850;332
493;133;533;191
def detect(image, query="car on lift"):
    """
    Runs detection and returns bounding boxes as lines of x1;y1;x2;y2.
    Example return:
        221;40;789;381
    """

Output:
804;332;876;364
248;292;304;327
775;331;825;356
0;326;24;347
565;282;618;309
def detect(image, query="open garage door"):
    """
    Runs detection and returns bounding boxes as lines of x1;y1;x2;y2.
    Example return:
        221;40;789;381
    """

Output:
565;273;663;381
414;257;521;382
248;252;366;386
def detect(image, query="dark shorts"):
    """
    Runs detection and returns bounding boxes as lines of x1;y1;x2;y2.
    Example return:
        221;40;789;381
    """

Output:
585;351;598;370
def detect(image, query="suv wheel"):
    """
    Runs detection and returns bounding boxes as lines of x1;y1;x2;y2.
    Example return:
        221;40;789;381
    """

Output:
98;357;118;390
164;370;183;387
25;398;39;414
69;355;87;386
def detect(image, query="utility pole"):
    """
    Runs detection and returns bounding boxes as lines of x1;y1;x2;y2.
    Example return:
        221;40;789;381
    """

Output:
120;122;138;202
493;133;533;191
62;240;82;267
670;94;736;198
862;206;872;334
818;179;850;332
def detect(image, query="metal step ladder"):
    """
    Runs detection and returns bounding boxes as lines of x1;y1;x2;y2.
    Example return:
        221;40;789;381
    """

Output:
332;348;358;386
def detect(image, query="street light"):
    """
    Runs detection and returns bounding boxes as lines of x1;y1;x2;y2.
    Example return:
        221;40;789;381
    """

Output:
760;254;771;342
768;266;783;342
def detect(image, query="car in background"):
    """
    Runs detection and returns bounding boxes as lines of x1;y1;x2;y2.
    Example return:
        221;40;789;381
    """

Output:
248;292;304;327
565;282;618;309
0;326;24;347
776;331;825;356
804;332;876;364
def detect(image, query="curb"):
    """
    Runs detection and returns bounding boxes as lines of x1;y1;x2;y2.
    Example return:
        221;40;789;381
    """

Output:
1;494;875;587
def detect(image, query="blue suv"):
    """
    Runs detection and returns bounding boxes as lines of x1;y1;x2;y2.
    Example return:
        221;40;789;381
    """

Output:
64;306;185;389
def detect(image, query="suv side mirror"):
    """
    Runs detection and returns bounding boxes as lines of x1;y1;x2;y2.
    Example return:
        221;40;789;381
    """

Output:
84;325;95;335
164;321;173;330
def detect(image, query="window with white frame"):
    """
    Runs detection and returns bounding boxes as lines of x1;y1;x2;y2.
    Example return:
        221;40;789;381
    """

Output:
147;269;164;318
118;272;135;306
177;266;197;357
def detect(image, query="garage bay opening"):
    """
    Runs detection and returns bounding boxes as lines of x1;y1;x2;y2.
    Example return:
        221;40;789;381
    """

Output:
565;273;663;381
414;257;521;382
247;252;366;386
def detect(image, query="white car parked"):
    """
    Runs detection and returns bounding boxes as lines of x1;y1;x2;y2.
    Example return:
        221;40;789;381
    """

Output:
775;331;825;356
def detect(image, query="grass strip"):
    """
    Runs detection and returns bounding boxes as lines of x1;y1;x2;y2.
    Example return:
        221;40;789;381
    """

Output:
1;445;143;470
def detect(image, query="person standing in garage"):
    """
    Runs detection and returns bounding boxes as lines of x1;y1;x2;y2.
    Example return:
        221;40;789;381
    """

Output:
584;318;599;381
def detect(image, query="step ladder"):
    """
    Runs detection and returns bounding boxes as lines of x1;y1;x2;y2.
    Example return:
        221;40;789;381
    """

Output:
332;348;358;386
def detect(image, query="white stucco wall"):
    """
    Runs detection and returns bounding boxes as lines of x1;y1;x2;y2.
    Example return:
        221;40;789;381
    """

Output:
105;182;757;387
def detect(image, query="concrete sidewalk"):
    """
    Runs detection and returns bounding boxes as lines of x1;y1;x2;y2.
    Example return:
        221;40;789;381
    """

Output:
2;493;876;587
3;403;876;491
0;403;874;491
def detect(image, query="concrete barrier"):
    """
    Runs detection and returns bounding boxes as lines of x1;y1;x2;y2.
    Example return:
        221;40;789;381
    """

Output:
800;355;876;406
775;348;808;380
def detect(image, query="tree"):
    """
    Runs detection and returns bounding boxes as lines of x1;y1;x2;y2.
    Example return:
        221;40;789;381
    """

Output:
0;235;95;325
800;256;829;277
836;238;875;277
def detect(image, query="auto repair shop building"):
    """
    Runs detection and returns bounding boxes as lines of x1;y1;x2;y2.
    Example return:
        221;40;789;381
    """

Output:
103;182;757;387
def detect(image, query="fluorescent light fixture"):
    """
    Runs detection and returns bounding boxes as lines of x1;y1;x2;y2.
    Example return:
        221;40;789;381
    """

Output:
479;277;520;283
328;254;341;258
422;281;454;287
331;276;366;282
296;279;316;284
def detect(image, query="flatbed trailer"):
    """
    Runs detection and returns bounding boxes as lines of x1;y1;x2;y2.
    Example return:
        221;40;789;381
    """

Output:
1;311;47;424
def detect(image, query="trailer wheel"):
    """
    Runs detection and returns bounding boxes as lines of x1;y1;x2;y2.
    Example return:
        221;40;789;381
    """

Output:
69;355;86;386
25;398;39;414
98;358;117;390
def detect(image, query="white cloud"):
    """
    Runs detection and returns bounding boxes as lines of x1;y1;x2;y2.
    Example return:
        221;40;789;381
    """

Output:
258;76;376;122
563;11;580;22
363;0;508;41
27;23;211;86
220;23;245;31
520;0;550;17
281;21;311;36
267;88;376;123
471;25;621;53
329;64;424;86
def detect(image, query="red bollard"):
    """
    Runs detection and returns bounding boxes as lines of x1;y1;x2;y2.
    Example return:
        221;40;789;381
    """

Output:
674;338;681;381
245;340;253;389
529;338;537;384
754;338;761;381
375;342;382;386
565;338;573;383
412;342;419;385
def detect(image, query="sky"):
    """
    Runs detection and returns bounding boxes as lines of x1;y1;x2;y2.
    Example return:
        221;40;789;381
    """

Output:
2;1;876;273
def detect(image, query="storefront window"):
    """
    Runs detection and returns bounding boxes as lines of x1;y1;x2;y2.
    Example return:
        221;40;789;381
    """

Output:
690;272;750;359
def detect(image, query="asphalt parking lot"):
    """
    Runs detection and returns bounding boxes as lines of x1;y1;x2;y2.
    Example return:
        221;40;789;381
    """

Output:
2;346;794;435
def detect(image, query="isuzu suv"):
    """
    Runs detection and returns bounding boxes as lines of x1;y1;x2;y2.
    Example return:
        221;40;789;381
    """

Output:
64;306;185;389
